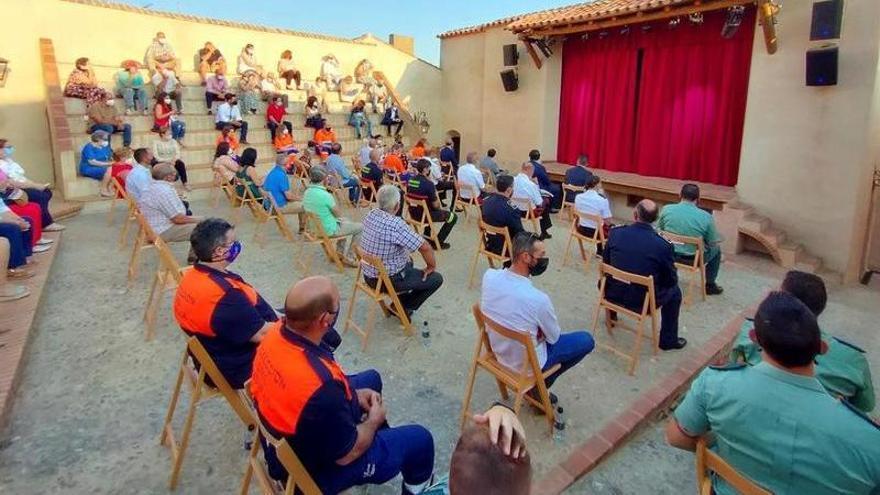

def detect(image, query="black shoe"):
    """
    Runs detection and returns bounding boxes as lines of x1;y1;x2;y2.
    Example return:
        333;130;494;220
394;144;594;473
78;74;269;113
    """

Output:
550;208;561;214
660;338;688;351
706;284;724;296
527;389;558;405
439;242;451;250
539;232;552;240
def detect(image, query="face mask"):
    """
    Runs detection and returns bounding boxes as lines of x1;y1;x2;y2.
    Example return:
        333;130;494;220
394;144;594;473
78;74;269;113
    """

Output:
528;256;550;277
246;49;254;55
106;100;115;106
223;240;242;264
98;140;109;148
3;146;13;157
158;38;167;45
164;98;171;104
227;149;235;156
231;100;238;106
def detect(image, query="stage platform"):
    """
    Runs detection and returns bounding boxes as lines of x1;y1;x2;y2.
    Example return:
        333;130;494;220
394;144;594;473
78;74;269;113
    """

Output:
545;162;737;211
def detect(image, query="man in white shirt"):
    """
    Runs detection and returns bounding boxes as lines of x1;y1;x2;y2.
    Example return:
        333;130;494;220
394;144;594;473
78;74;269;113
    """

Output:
456;152;486;201
512;161;553;239
573;174;613;255
127;148;154;203
214;93;249;144
481;232;594;400
150;68;182;111
139;163;203;242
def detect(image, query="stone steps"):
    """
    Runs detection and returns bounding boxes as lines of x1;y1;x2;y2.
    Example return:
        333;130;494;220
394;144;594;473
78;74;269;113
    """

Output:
729;201;823;273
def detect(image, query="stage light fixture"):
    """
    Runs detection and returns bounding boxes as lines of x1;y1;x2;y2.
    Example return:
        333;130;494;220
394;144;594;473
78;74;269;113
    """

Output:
668;17;681;28
689;12;704;24
721;5;746;38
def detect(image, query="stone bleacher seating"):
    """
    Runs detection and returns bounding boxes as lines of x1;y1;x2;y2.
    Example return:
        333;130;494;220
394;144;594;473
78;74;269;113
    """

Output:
59;63;387;199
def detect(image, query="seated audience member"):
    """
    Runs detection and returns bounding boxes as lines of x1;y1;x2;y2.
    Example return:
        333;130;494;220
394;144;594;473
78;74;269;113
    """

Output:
215;93;249;144
126;148;154;202
261;73;288;107
88;96;132;148
153;92;186;145
457;152;487;202
368;81;387;114
528;149;562;212
731;271;875;413
657;183;724;295
0;176;46;251
0;203;37;279
325;143;360;205
108;147;133;197
563;154;594;204
145;32;179;75
152;126;190;190
314;121;337;145
273;126;297;154
428;147;455;207
573;175;612;255
360;185;443;319
251;276;434;494
0;140;63;231
198;42;226;84
204;69;228;114
439;140;458;171
349;100;373;140
354;58;376;88
382;145;406;175
382;102;404;137
238;70;262;115
667;291;880;494
264;153;305;229
410;139;427;159
151;67;183;111
319;54;343;89
481;232;594;400
0;237;29;302
79;131;114;197
64;57;111;105
361;149;385;199
173;218;277;388
302;167;361;266
481;174;524;256
237;44;265;76
338;77;360;103
304;96;324;130
604;200;685;350
139;163;201;242
407;159;458;250
512;161;552;240
266;94;292;140
277;50;301;90
212;142;240;185
358;138;376;167
480;148;502;177
216;125;241;153
115;60;148;115
235;148;263;200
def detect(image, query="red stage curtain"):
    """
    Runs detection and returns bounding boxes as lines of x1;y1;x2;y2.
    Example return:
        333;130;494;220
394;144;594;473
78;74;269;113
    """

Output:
557;7;756;186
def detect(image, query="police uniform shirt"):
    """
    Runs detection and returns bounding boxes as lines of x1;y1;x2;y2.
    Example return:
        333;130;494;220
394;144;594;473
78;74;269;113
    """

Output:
439;146;457;166
481;193;523;254
674;362;880;495
730;320;876;413
407;174;439;212
360;161;383;185
530;160;553;192
251;323;360;483
173;264;277;388
656;201;720;257
564;165;593;189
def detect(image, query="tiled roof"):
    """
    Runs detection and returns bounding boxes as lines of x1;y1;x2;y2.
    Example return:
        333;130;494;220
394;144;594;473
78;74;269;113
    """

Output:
59;0;369;45
507;0;698;32
437;15;525;39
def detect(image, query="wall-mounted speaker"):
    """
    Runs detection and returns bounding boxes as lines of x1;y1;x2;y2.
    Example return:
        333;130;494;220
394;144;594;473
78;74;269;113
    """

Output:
500;69;518;92
503;44;519;66
810;0;844;41
806;46;838;86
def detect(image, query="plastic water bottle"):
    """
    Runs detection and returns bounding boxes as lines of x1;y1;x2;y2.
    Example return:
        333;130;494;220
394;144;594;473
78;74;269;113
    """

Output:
553;406;566;444
421;321;431;347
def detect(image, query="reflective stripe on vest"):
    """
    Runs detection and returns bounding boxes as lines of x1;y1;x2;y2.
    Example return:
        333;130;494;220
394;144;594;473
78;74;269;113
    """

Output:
173;265;259;338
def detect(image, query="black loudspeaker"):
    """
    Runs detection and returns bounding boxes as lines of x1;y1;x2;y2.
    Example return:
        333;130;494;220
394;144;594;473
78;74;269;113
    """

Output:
806;46;838;86
810;0;844;40
500;69;518;92
503;44;519;66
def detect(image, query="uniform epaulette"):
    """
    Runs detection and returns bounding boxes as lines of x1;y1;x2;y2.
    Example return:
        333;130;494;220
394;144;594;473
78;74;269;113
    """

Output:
506;199;517;209
708;363;747;371
832;336;866;353
841;399;880;430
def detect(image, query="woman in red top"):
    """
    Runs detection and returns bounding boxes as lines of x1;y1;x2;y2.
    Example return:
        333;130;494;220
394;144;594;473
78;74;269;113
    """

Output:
109;147;134;198
266;95;292;142
153;91;187;145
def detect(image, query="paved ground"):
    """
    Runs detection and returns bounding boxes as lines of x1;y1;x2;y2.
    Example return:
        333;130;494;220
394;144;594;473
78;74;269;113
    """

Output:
0;192;876;494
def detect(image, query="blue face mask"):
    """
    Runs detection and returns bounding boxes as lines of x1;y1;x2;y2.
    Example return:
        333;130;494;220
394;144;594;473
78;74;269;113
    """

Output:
3;146;13;157
225;240;242;263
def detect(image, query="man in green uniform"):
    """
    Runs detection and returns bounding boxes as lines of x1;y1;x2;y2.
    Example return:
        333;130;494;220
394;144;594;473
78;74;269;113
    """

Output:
667;292;880;495
657;183;723;295
730;270;875;412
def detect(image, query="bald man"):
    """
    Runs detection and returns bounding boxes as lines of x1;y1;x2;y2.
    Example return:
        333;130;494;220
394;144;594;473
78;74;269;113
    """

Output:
251;277;435;495
139;162;202;242
602;200;686;350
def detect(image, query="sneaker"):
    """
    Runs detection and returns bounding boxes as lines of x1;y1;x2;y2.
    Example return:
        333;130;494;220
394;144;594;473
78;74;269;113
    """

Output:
36;238;53;246
143;109;150;116
44;223;65;232
32;244;52;253
706;284;724;296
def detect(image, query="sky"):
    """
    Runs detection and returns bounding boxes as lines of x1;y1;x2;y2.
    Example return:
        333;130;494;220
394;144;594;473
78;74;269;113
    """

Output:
116;0;580;65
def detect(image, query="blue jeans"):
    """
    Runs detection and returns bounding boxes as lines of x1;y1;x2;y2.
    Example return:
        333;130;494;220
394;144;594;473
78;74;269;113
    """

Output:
0;220;33;269
90;123;131;147
342;176;361;203
120;87;147;111
350;112;373;139
542;331;595;388
169;120;186;141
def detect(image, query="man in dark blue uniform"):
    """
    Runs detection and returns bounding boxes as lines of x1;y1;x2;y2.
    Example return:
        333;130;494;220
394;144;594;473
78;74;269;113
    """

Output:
529;149;562;212
602;199;686;350
480;174;524;256
360;149;385;203
439;141;458;170
406;159;457;250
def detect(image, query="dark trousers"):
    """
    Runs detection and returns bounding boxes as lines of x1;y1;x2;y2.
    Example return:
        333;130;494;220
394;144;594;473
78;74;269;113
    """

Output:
280;70;301;88
521;198;552;234
89;123;131;147
366;262;444;313
22;188;54;226
655;286;683;347
215;120;248;142
169;90;183;111
548;182;563;210
576;225;604;255
0;220;33;269
205;92;224;110
267;121;293;140
436;180;455;206
427;209;457;246
173;159;188;184
675;246;721;286
385;121;403;136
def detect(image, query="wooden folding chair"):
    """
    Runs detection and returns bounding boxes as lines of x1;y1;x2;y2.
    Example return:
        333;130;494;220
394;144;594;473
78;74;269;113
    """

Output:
661;231;707;307
342;247;414;350
107;175;127;225
239;384;321;495
591;263;659;375
358;178;379;208
160;336;256;490
562;212;606;271
384;171;404;189
260;189;297;243
460;304;560;434
297;211;346;273
128;209;158;285
143;236;189;341
211;171;235;208
114;181;140;249
230;176;262;222
455;183;482;223
511;197;540;233
467;221;512;289
561;183;585;221
696;438;771;495
404;194;443;249
483;169;496;192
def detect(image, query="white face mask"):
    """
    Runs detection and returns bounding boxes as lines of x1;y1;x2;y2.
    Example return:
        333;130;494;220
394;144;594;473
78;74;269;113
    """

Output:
106;100;115;106
158;37;167;45
164;98;171;104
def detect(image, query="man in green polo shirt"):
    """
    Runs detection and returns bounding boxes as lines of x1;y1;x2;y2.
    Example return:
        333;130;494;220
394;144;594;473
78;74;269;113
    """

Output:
657;183;723;295
730;270;874;412
667;292;880;495
302;166;361;267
